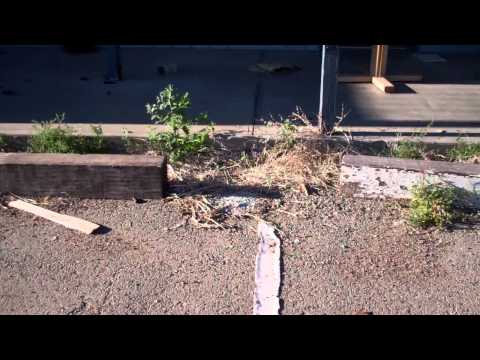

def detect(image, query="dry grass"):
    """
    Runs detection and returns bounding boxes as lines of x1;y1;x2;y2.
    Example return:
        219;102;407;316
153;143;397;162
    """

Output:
166;193;229;229
239;140;344;193
164;134;348;229
162;106;352;229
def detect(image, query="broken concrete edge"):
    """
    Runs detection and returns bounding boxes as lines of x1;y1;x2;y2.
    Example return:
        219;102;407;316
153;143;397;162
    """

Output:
0;153;168;199
2;123;477;150
0;123;306;138
0;124;322;152
342;155;480;177
340;154;480;205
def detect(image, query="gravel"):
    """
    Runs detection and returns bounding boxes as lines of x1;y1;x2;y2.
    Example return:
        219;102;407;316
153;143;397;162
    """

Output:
2;188;480;314
0;197;257;314
275;189;480;315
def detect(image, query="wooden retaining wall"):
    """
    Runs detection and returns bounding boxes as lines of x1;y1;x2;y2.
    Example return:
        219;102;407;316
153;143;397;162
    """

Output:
0;153;167;199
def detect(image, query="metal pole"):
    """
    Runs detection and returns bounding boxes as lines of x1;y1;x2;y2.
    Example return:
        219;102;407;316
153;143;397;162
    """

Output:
319;45;339;132
105;45;122;83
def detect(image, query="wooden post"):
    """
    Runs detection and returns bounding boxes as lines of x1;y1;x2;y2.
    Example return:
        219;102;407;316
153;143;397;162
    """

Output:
370;45;394;93
319;45;339;131
370;45;389;77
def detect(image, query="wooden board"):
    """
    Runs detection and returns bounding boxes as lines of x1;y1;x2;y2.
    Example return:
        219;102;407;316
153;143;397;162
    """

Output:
372;76;395;93
337;74;423;83
8;200;100;234
0;153;167;199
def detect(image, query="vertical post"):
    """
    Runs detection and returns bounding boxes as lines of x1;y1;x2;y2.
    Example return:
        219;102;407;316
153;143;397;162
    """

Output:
105;45;122;83
370;45;389;77
319;45;339;131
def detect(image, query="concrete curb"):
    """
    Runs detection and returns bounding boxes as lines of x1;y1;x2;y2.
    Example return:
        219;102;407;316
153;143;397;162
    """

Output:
340;154;480;203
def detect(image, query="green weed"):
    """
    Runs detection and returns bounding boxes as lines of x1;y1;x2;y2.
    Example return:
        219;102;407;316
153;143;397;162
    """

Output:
145;84;214;162
0;134;7;151
447;138;480;162
409;182;459;228
30;113;106;154
390;139;426;159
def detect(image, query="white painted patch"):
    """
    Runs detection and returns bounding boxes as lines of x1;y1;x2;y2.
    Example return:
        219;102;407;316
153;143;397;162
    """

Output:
253;221;281;315
341;164;480;204
215;193;257;216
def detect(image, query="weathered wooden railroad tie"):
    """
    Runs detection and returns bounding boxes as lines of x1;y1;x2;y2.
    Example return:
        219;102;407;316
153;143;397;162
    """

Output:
0;153;167;199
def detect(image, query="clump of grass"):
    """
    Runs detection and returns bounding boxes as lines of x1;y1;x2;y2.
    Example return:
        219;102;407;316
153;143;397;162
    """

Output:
146;84;214;162
389;139;426;160
30;113;77;153
0;134;7;151
239;140;342;192
386;124;435;160
265;106;314;149
30;113;107;154
76;125;105;153
240;107;345;192
279;119;298;148
447;138;480;162
120;127;144;154
409;182;459;228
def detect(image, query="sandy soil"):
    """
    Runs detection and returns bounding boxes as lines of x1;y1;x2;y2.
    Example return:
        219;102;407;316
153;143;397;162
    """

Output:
1;188;480;315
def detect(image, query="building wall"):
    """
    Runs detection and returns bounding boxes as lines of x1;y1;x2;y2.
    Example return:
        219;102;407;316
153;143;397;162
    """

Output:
418;45;480;53
121;45;320;51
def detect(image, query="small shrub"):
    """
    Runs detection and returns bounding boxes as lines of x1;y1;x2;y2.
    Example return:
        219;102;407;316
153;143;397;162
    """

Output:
145;84;214;162
0;134;7;151
279;119;298;148
30;113;77;153
265;107;313;149
409;182;458;228
76;125;106;154
387;124;435;160
447;139;480;162
30;113;106;154
390;140;426;160
121;127;141;154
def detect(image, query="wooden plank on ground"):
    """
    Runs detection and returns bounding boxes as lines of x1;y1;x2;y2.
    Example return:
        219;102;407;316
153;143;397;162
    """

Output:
0;153;167;199
340;155;480;203
7;200;100;234
372;76;395;93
